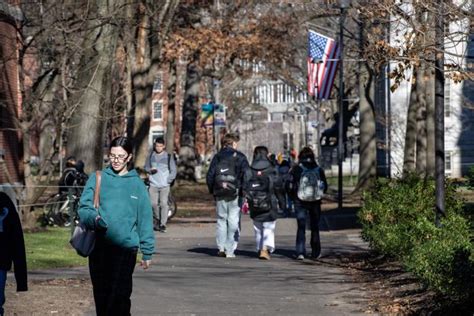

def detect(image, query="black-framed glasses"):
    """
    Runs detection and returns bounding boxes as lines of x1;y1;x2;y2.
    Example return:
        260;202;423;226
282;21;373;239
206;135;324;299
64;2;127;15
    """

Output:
109;154;128;162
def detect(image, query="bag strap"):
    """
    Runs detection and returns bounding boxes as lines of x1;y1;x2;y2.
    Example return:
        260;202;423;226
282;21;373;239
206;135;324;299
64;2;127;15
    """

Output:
94;171;101;210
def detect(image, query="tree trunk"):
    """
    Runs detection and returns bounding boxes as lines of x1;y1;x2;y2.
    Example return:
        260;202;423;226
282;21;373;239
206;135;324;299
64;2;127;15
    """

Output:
178;62;201;181
415;65;427;176
355;18;376;191
425;67;435;178
424;12;436;178
402;66;419;176
166;60;177;154
67;0;123;173
129;0;179;168
356;62;376;190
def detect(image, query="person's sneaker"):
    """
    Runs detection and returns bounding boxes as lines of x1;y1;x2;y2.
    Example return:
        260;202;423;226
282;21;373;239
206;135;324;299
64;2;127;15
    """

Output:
159;225;167;233
259;249;270;260
311;253;322;260
153;225;161;232
296;254;305;261
217;250;226;257
226;253;236;258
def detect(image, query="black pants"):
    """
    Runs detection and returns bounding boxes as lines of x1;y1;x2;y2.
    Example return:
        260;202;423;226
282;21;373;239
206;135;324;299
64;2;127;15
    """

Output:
89;240;137;316
295;201;322;257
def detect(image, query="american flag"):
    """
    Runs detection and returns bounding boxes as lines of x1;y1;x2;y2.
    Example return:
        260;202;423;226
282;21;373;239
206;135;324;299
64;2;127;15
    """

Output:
307;30;340;99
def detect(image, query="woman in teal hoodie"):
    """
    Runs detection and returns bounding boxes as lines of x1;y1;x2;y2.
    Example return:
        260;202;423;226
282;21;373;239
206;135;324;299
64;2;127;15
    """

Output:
78;136;155;316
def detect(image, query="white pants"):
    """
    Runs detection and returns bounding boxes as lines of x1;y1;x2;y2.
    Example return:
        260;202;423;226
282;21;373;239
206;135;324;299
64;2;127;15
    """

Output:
253;220;276;252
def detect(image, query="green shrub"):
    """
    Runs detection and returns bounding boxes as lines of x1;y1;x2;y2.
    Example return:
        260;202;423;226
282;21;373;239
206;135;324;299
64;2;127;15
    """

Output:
359;174;474;299
467;165;474;189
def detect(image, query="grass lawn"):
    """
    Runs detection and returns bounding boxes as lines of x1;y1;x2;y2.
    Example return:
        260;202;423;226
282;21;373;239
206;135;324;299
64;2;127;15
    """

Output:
24;227;87;270
171;182;215;217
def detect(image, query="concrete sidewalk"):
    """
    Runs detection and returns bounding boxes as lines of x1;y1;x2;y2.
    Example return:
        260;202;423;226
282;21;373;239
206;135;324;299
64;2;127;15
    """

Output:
30;212;371;315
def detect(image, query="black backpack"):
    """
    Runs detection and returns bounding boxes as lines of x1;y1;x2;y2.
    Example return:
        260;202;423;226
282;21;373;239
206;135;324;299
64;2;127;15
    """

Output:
213;152;238;198
245;167;273;214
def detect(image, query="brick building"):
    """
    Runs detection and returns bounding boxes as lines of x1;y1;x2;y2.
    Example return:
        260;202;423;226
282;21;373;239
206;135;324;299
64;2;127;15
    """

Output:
0;0;23;186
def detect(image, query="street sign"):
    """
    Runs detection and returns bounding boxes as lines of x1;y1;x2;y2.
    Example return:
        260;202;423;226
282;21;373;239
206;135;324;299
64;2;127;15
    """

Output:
214;103;226;127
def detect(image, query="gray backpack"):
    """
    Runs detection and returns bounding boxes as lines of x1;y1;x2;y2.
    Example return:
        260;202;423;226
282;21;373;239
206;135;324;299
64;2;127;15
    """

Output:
297;165;323;202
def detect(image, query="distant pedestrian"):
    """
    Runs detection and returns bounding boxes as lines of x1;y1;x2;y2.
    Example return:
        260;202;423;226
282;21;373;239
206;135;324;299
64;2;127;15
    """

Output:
277;157;292;217
287;147;327;260
243;146;284;260
74;160;89;185
206;132;249;258
145;137;177;233
78;136;155;316
58;156;77;194
0;193;27;316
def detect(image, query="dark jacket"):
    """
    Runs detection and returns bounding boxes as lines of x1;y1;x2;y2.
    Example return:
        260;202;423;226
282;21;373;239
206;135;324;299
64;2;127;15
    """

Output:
288;159;328;205
243;158;284;222
206;146;249;198
0;193;27;292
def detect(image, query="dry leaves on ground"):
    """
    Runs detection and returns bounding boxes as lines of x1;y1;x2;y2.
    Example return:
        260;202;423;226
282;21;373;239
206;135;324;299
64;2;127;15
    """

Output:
4;278;93;315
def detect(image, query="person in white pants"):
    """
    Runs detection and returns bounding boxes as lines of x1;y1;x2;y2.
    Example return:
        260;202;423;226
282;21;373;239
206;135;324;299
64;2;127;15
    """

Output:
243;146;285;260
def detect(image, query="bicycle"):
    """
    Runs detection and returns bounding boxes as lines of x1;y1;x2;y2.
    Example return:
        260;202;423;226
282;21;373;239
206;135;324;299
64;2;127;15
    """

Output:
43;191;80;227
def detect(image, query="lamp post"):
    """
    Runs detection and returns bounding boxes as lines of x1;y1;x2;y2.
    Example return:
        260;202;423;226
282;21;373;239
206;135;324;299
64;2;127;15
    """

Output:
337;0;349;211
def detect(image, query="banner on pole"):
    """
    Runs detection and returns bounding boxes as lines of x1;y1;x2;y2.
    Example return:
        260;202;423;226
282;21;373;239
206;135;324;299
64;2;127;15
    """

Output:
201;103;214;127
201;103;226;127
214;104;226;127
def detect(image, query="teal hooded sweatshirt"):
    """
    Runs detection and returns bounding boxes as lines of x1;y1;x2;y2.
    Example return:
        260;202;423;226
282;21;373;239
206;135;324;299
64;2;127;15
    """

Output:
78;167;155;260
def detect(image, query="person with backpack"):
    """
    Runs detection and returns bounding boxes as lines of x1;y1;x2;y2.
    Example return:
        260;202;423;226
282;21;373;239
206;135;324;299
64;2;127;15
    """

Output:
145;137;177;233
277;157;292;217
58;156;78;194
287;147;327;260
243;146;284;260
206;132;249;258
0;193;27;316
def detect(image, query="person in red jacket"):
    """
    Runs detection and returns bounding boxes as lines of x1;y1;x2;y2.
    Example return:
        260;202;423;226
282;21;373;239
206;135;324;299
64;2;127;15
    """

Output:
0;193;27;316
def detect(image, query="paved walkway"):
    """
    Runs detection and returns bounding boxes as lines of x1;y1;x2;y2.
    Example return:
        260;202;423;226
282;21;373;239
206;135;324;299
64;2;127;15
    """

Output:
31;211;371;315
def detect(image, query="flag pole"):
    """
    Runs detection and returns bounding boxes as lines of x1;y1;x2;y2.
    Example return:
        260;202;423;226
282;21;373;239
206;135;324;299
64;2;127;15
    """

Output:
314;60;322;160
338;3;347;212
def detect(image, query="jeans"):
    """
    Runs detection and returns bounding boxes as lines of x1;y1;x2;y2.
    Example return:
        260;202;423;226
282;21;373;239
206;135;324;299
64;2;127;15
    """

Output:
0;269;6;316
215;197;240;255
253;220;276;252
295;201;322;257
149;186;170;227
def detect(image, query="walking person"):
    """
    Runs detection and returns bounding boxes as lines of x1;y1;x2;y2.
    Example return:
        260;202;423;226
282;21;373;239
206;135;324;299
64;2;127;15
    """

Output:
0;193;27;316
206;132;249;258
277;156;292;217
287;147;327;260
58;156;78;194
243;146;284;260
78;136;155;316
145;137;177;233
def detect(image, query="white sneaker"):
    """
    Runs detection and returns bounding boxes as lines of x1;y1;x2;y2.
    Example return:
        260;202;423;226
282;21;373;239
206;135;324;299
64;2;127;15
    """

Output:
226;253;236;258
296;254;304;261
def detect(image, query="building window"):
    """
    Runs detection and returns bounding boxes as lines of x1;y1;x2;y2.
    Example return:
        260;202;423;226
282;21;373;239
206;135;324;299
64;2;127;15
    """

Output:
153;101;163;120
445;78;451;117
445;151;452;171
153;74;163;92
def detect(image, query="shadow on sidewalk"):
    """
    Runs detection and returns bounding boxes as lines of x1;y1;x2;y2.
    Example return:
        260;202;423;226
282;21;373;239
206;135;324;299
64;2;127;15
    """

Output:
320;206;362;231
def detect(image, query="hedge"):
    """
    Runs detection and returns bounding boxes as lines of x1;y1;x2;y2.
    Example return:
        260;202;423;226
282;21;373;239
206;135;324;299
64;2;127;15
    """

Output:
358;175;474;299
